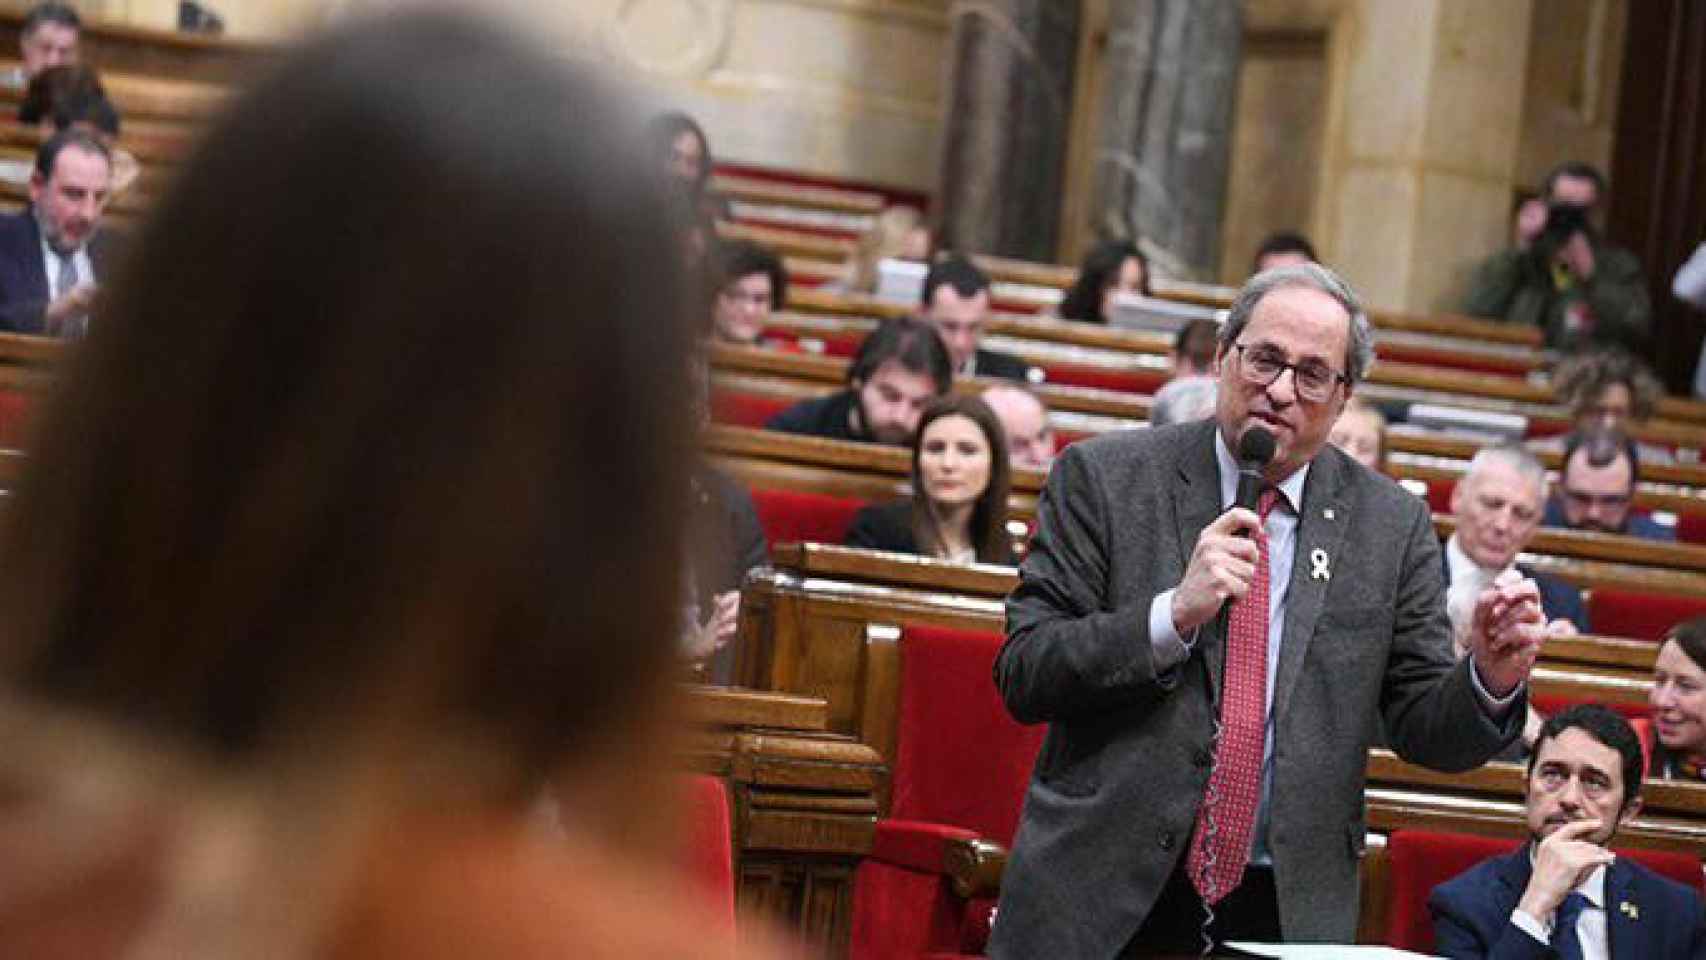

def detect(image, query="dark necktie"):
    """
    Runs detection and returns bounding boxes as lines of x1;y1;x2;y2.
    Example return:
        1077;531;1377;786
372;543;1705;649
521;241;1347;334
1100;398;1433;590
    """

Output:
1187;487;1279;904
49;251;77;337
1553;891;1589;960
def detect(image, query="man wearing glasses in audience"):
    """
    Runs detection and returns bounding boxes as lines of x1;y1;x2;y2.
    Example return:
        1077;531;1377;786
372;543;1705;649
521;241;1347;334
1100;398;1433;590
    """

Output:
1430;704;1706;958
1542;428;1675;542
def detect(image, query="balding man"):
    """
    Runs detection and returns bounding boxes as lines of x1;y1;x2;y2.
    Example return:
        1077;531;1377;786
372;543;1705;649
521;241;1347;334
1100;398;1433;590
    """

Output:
981;383;1056;472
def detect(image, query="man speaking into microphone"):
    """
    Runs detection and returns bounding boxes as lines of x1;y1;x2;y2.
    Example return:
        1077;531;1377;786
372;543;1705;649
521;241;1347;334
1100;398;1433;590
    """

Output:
990;264;1548;956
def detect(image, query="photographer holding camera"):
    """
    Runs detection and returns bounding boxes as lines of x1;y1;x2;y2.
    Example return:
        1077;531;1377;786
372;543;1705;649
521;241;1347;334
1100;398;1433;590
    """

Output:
1464;161;1651;353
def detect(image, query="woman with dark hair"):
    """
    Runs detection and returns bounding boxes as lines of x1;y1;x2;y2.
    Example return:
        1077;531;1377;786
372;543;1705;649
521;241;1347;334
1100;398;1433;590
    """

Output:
0;11;770;957
650;109;727;220
845;394;1014;565
1649;618;1706;780
1056;239;1150;324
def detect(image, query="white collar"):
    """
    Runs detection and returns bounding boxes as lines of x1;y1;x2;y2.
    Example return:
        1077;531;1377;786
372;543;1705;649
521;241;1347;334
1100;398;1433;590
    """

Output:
1213;427;1309;514
1445;534;1514;585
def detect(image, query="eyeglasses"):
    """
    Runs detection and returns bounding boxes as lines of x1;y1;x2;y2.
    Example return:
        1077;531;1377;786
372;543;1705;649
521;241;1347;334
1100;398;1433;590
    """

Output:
1563;488;1631;509
1232;343;1347;403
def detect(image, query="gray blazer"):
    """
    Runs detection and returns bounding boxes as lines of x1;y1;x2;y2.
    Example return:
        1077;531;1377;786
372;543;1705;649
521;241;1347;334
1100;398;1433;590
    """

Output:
990;419;1521;956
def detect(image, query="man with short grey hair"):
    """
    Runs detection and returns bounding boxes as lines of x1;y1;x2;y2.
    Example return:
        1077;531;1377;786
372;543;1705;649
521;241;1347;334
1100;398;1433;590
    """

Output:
992;264;1547;955
1445;442;1589;644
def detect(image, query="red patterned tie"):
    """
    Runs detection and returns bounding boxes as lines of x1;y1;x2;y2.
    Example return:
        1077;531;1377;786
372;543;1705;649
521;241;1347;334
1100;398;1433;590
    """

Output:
1188;487;1279;904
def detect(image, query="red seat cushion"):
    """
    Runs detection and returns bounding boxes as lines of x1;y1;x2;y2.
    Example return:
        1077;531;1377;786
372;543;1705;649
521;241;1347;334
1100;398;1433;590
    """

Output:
681;775;735;933
850;625;1044;960
1530;694;1649;724
1588;589;1706;642
1387;830;1521;952
749;487;867;546
709;389;793;429
1678;512;1706;547
1037;362;1167;396
0;388;34;448
887;625;1044;842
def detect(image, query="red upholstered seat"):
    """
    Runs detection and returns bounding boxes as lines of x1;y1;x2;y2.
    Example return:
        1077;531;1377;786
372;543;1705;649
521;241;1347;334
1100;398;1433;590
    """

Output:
1678;512;1706;547
1036;362;1167;396
1588;589;1706;642
849;625;1045;959
1423;476;1457;516
709;388;794;429
1630;717;1657;778
681;774;736;934
1385;829;1705;954
1530;694;1649;724
0;388;34;448
748;488;867;546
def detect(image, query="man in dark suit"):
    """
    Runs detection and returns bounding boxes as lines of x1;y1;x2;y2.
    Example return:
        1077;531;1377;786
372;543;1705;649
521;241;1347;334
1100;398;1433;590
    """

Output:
1445;443;1590;638
1431;704;1706;959
991;264;1546;956
765;315;951;446
922;255;1034;382
0;128;114;337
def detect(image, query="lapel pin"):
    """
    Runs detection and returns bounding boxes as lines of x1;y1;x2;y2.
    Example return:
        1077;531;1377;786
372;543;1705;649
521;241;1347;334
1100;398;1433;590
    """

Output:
1323;508;1336;520
1620;900;1639;920
1309;548;1331;581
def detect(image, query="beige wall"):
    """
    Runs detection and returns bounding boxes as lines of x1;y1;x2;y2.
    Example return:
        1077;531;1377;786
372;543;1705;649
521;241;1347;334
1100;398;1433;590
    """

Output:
82;0;951;192
1516;0;1626;194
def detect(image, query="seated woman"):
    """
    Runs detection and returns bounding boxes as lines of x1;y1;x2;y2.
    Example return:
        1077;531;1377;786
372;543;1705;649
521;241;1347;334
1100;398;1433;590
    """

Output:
1055;239;1150;324
708;239;786;346
1649;617;1706;779
845;394;1014;565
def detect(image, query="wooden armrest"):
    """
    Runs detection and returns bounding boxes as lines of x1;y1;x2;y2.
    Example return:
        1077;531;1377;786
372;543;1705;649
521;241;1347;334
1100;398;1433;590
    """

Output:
944;836;1008;899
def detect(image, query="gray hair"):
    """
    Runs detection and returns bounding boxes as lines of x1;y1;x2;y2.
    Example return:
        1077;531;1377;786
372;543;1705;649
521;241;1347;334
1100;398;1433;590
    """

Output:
1219;263;1375;385
1150;375;1219;427
1464;441;1548;499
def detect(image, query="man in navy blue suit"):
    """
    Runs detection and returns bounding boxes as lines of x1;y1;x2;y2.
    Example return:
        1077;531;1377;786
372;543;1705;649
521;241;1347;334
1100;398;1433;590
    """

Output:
0;128;114;337
1430;704;1706;959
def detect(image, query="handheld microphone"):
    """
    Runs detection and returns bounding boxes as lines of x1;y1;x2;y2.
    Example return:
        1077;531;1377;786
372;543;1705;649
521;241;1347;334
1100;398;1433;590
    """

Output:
1234;426;1277;516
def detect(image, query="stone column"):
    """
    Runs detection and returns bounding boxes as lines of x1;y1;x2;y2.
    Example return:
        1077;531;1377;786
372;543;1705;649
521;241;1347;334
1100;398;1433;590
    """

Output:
935;0;1082;263
1085;0;1242;281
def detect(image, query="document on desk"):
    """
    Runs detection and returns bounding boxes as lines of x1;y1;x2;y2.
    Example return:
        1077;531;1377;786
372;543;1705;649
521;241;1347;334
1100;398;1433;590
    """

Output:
1225;944;1435;959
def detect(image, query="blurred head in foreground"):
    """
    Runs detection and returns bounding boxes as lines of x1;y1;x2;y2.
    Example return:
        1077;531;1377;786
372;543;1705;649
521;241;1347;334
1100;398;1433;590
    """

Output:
0;10;704;956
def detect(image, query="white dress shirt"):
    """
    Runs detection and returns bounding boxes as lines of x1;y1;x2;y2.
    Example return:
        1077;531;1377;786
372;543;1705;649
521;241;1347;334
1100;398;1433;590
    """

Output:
40;235;94;302
1146;432;1518;865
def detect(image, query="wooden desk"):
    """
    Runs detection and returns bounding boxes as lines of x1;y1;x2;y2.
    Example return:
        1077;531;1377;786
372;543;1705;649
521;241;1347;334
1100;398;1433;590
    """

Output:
683;684;885;957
